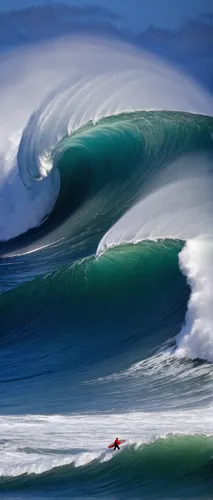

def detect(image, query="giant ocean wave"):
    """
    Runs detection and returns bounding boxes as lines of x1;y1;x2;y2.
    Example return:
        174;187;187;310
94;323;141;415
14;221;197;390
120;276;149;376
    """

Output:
0;36;213;499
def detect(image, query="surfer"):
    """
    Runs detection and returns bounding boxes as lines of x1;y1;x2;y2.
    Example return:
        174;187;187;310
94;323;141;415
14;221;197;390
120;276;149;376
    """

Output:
113;437;120;451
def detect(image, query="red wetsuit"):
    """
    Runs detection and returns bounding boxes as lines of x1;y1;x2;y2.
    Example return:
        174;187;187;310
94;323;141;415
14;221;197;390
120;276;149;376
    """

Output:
114;438;120;450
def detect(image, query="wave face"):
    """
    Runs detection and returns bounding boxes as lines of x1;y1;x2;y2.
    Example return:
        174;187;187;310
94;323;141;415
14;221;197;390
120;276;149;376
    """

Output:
1;37;213;499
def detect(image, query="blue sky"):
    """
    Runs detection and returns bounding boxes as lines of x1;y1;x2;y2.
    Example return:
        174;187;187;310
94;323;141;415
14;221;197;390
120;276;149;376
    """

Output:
0;0;211;29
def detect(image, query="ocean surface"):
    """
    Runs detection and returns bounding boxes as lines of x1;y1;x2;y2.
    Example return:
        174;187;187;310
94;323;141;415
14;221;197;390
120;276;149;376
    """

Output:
0;37;213;499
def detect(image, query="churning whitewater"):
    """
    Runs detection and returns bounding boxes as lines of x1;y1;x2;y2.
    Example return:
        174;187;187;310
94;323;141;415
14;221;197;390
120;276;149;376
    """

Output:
0;36;213;499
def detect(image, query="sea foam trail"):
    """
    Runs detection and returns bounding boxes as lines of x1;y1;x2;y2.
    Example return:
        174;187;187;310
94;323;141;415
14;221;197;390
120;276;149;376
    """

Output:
0;410;213;477
0;37;213;240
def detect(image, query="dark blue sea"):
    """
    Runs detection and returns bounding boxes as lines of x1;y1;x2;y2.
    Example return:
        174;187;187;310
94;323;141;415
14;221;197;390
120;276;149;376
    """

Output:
0;37;213;499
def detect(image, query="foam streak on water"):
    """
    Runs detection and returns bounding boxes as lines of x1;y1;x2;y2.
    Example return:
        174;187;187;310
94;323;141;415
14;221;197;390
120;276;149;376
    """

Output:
0;409;213;477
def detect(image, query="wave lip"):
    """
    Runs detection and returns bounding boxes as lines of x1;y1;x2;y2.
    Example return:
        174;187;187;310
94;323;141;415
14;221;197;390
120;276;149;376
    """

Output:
0;36;213;242
95;149;213;364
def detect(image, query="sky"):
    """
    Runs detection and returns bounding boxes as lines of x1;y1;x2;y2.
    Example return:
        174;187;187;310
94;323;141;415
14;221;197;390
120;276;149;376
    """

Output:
0;0;211;30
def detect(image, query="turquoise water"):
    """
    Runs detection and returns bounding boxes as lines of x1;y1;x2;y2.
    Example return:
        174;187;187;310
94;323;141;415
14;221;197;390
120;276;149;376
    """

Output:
1;109;213;499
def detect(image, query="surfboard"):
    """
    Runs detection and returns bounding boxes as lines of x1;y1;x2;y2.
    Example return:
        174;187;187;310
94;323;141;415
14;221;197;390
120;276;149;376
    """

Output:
108;440;126;449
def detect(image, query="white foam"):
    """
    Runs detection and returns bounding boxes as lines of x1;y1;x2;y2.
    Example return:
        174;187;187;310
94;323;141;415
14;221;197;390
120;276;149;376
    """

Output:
176;239;213;361
0;411;213;477
88;351;212;385
0;132;59;241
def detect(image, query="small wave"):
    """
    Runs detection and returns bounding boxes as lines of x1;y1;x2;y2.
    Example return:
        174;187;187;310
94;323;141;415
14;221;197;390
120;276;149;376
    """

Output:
1;432;213;499
0;451;102;478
